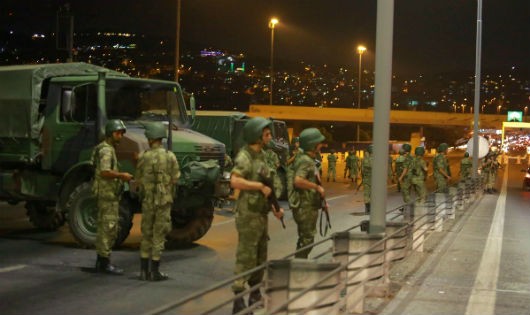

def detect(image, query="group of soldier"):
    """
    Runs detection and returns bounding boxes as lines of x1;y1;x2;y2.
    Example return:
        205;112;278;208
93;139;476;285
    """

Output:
91;119;179;281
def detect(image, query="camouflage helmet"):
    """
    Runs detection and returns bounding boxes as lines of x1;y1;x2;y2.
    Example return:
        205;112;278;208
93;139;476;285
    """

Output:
367;144;373;154
144;122;167;140
402;143;412;153
437;143;449;153
464;152;469;157
415;146;425;156
242;117;272;144
292;137;300;144
105;119;126;137
299;128;325;151
398;148;405;155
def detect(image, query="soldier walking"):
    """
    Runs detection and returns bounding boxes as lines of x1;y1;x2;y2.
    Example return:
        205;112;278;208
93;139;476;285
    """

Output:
346;149;360;187
410;146;428;203
433;143;451;193
398;144;413;204
481;150;499;193
327;149;337;182
394;149;405;192
291;128;326;259
91;119;133;275
460;152;472;181
230;117;284;313
136;122;180;281
361;145;373;214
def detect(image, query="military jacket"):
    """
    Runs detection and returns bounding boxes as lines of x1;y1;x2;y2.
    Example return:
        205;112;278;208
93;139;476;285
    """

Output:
460;157;472;177
346;154;360;170
411;157;427;180
232;145;271;215
136;143;180;206
265;149;280;173
361;155;372;183
402;155;414;179
395;155;406;176
292;153;321;209
327;153;337;166
91;141;121;200
433;153;449;177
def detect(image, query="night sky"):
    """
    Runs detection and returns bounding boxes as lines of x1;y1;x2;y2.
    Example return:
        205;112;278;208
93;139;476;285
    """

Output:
2;0;529;76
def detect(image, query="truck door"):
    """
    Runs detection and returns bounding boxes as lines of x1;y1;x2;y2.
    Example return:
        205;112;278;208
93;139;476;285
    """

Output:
42;84;98;173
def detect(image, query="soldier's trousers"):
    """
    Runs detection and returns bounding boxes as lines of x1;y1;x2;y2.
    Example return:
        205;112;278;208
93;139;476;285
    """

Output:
96;198;119;258
232;211;268;292
485;171;496;189
363;180;371;203
292;207;318;259
400;178;412;203
140;202;172;260
434;174;448;193
410;177;426;202
327;166;336;181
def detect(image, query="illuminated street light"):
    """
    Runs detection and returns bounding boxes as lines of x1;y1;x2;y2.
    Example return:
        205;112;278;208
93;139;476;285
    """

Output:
497;105;502;114
269;17;279;105
356;45;366;142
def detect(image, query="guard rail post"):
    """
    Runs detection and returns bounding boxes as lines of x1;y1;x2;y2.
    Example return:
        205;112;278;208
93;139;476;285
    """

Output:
433;193;446;232
447;187;457;220
411;200;430;252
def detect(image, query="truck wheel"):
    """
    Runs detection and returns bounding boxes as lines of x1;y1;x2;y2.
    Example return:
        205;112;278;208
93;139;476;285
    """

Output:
25;201;65;230
67;182;133;248
167;201;214;247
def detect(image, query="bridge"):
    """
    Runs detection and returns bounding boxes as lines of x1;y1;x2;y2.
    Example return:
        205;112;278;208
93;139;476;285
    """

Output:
247;104;509;129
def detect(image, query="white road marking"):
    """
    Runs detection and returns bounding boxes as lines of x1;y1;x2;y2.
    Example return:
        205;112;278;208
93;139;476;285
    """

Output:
0;264;26;273
465;168;508;315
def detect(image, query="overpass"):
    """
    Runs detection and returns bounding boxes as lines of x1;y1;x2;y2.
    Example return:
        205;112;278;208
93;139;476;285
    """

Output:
247;105;509;129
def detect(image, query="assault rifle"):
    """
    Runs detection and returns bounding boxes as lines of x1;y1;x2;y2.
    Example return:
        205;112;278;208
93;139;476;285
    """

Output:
259;169;286;229
315;161;332;236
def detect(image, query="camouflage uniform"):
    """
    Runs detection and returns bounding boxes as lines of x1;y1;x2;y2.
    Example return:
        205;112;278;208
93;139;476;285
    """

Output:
264;146;283;198
460;154;472;181
231;145;271;292
327;152;337;182
400;149;414;203
346;152;360;183
136;142;180;261
292;152;321;258
362;151;372;210
433;153;450;193
481;153;499;193
394;151;406;192
91;141;122;258
410;148;427;203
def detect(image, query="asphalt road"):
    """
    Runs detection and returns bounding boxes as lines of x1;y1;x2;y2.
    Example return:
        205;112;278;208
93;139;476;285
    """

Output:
0;155;490;315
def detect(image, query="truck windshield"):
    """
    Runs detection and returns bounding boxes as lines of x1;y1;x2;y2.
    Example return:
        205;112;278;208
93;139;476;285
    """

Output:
105;79;186;125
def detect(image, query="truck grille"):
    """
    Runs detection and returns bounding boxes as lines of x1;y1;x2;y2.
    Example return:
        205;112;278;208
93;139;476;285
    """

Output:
194;144;225;167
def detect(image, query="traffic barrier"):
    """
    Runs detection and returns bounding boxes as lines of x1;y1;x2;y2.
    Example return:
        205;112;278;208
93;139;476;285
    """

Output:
447;187;457;219
385;221;409;262
266;259;342;315
411;201;431;252
332;232;385;314
433;193;446;232
456;183;466;211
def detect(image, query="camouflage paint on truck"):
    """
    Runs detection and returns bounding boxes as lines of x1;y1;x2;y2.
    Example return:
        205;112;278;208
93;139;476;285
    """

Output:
0;63;230;247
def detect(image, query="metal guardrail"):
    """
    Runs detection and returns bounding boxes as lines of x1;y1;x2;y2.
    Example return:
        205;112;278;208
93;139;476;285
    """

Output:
143;177;484;315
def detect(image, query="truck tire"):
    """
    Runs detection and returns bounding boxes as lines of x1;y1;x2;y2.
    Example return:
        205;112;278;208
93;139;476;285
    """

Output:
67;182;133;248
167;201;214;247
25;201;65;230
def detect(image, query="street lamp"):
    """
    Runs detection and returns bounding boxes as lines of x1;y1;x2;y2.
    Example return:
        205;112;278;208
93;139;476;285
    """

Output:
356;45;366;142
269;17;279;105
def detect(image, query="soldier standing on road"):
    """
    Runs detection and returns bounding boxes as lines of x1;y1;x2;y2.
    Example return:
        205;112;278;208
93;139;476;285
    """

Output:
291;128;326;259
343;150;352;179
481;150;499;194
264;140;283;198
136;122;180;281
361;145;373;214
398;144;413;203
460;152;472;181
410;146;428;203
230;117;284;313
347;150;360;187
91;119;133;275
394;149;405;192
433;143;451;193
327;149;337;182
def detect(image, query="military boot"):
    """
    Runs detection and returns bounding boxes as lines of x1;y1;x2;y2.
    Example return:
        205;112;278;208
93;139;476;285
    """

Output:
248;288;263;308
232;291;252;315
95;255;124;275
365;203;371;214
139;258;150;281
150;260;168;281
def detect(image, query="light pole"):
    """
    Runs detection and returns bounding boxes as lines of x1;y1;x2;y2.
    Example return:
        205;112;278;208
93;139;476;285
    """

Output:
269;18;278;105
356;45;366;142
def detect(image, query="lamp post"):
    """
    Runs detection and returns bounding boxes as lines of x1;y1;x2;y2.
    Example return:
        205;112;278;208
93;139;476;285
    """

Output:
356;45;366;142
269;18;279;105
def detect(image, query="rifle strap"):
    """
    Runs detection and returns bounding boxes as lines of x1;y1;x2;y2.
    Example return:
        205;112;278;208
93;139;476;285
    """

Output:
319;206;332;237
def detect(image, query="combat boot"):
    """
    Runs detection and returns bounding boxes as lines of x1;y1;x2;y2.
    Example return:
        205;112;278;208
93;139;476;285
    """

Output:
365;203;371;214
248;288;263;308
139;258;150;281
150;260;168;281
95;255;124;275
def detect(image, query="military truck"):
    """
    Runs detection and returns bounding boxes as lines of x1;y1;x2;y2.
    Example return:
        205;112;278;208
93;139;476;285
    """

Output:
0;63;230;247
191;111;290;198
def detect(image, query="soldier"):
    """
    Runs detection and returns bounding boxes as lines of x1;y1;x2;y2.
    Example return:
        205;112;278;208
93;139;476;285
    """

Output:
410;146;428;203
287;136;301;166
136;122;180;281
361;145;373;214
327;149;337;182
91;119;133;275
264;140;283;198
346;149;360;187
398;144;413;203
291;128;326;259
433;143;451;193
460;152;472;181
230;117;284;313
481;151;499;193
343;150;351;179
394;149;405;192
388;153;395;184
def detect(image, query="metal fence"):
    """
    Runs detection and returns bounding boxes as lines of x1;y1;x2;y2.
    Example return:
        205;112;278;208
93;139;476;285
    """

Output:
144;177;484;315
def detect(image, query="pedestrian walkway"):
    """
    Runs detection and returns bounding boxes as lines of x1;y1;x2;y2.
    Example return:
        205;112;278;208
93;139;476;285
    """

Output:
380;166;530;315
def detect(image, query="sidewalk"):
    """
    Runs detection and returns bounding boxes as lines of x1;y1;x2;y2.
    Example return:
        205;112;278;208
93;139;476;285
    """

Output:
378;168;530;315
